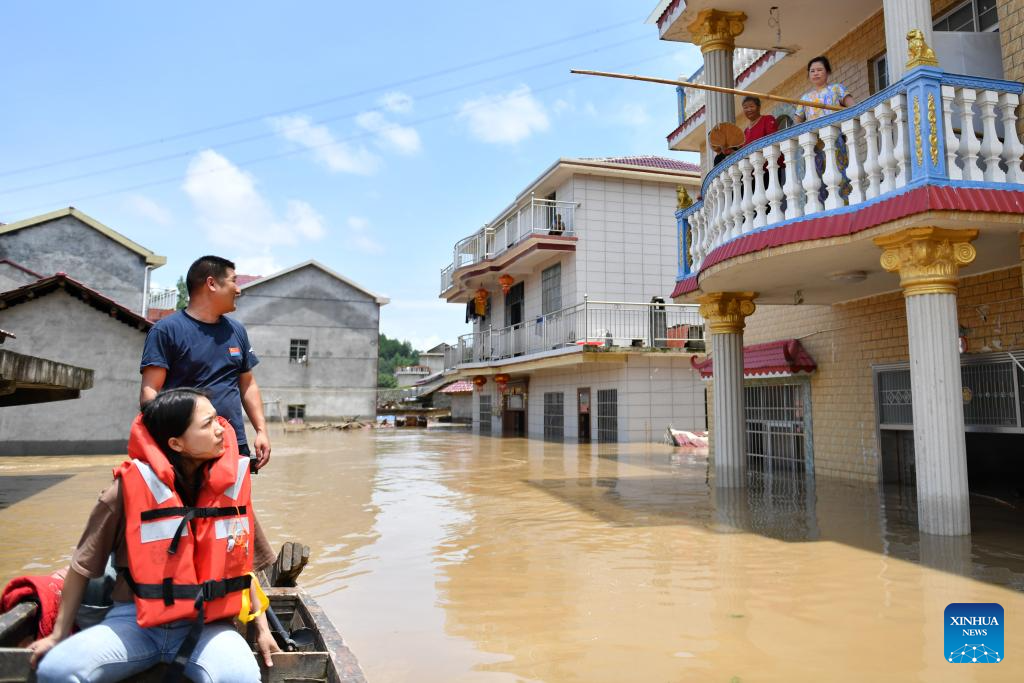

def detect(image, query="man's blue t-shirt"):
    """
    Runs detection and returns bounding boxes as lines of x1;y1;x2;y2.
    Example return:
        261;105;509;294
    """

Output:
140;311;259;447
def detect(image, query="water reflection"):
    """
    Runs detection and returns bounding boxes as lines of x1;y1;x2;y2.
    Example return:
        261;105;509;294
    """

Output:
1;431;1023;682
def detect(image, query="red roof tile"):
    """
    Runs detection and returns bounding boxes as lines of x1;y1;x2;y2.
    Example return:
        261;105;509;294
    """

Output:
235;274;263;286
440;380;474;394
0;273;152;332
691;339;816;379
581;155;701;174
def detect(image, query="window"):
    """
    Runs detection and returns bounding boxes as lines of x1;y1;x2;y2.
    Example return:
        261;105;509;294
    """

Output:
479;395;492;435
287;404;305;420
745;383;811;475
596;389;618;443
289;339;309;363
870;54;889;94
876;356;1024;432
541;263;562;314
543;392;565;442
934;0;998;32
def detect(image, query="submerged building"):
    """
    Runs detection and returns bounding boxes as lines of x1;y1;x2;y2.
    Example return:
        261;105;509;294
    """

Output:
439;156;707;442
652;0;1024;534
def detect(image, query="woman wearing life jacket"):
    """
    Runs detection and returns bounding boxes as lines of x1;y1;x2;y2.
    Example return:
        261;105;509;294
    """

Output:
29;388;280;683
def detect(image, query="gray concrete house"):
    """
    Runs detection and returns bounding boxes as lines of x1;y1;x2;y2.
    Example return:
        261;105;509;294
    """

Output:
0;274;152;454
0;207;167;315
233;260;388;422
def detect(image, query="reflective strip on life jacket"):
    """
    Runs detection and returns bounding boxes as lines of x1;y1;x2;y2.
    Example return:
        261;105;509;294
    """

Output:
213;516;249;539
140;517;188;543
223;457;249;500
133;459;173;503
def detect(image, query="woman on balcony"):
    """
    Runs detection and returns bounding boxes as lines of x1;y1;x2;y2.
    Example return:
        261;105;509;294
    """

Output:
795;56;854;203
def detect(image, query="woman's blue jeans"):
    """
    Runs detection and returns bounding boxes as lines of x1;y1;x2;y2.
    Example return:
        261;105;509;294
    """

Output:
37;602;260;683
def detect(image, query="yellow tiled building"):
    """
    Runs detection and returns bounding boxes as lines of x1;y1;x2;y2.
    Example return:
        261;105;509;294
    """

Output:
652;0;1024;535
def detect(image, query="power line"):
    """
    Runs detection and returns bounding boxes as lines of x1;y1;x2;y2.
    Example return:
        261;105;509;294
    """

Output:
0;34;651;197
0;18;644;179
2;49;676;218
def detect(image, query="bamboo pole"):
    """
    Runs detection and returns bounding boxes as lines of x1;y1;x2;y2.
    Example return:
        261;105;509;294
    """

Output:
571;69;844;113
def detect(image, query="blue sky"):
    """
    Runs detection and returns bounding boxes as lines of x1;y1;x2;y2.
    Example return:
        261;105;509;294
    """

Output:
1;1;701;351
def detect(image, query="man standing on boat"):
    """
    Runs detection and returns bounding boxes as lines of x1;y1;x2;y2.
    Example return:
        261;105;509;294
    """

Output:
139;255;271;471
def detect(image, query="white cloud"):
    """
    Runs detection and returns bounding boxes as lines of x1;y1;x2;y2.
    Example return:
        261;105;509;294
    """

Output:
125;194;172;226
552;98;572;115
269;114;381;175
346;216;384;254
234;253;282;277
182;150;328;257
458;85;550;144
380;91;413;114
355;111;422;155
617;102;651;127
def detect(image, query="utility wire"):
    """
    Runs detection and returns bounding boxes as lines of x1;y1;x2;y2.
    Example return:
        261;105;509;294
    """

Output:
0;18;643;179
3;49;677;217
0;34;650;197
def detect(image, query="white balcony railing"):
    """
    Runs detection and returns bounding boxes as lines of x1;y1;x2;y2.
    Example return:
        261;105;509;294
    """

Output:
147;287;178;311
443;300;704;370
678;68;1024;278
440;197;578;294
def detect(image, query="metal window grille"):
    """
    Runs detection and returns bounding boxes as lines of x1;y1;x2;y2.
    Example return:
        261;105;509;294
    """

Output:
478;395;492;435
541;263;561;315
289;339;309;363
877;356;1024;432
744;383;811;475
543;392;565;442
287;404;305;420
596;389;618;443
934;0;998;32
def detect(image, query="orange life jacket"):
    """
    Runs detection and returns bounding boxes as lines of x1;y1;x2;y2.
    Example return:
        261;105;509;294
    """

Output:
114;414;254;628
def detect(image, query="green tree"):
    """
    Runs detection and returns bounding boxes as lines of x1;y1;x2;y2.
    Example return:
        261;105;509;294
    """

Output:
377;333;420;387
175;276;188;310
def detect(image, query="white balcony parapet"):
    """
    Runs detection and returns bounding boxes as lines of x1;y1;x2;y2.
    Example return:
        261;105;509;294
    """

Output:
443;300;704;371
440;196;578;295
676;68;1024;280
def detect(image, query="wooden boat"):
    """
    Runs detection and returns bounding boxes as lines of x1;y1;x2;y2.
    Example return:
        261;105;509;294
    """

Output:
0;544;367;683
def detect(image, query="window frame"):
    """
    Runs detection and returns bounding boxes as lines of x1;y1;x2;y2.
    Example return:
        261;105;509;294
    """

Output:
289;338;309;364
541;262;562;315
287;404;306;420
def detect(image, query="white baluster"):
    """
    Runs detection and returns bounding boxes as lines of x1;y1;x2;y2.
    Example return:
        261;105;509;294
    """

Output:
781;138;802;219
977;90;1005;182
957;88;983;181
739;157;755;232
714;171;730;243
942;85;962;181
876;101;897;194
890;93;910;187
820;124;844;210
751;149;768;228
729;163;744;238
764;143;784;224
799;132;823;214
998;92;1024;183
841;118;865;205
860;108;882;199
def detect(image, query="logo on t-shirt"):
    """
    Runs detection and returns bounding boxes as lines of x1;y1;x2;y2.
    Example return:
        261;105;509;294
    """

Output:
228;347;242;358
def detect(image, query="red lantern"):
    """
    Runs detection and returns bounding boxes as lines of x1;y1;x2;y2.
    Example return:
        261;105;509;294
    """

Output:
472;375;488;392
498;274;514;295
494;373;511;393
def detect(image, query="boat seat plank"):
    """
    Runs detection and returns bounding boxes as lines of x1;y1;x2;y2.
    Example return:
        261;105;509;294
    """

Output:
0;605;37;648
0;647;33;683
262;652;328;683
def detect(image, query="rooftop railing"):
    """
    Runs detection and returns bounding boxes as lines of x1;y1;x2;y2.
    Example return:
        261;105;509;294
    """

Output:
443;299;704;370
677;67;1024;278
440;197;578;294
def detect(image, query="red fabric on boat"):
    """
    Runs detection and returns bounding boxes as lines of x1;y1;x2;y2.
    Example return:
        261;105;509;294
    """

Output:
1;572;65;638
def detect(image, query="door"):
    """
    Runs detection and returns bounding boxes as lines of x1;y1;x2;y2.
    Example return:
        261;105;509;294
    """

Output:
502;381;528;437
577;388;591;443
505;282;524;356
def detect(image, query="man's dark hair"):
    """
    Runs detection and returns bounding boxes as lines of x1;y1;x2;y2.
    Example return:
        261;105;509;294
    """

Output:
185;255;235;295
742;95;761;107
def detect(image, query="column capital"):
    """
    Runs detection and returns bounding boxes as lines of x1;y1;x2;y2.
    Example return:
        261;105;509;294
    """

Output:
697;291;757;334
687;9;746;54
874;227;978;296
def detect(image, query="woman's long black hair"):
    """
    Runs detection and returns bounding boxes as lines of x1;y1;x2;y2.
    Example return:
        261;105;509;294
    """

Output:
141;388;212;505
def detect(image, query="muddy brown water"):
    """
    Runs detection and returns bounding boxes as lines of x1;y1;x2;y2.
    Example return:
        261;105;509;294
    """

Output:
2;428;1022;681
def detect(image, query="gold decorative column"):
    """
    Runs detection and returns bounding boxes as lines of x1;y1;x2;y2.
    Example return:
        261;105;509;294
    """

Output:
687;10;746;174
874;227;977;536
698;292;757;487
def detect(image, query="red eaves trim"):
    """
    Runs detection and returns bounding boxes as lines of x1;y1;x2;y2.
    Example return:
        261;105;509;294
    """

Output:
677;185;1024;293
657;0;682;29
0;273;152;331
690;338;817;379
454;239;577;284
0;258;43;279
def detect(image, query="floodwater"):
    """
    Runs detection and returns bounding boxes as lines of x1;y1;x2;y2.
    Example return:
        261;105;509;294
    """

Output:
2;428;1023;682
